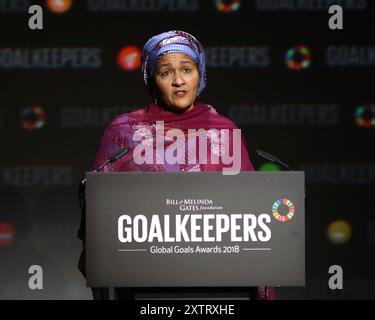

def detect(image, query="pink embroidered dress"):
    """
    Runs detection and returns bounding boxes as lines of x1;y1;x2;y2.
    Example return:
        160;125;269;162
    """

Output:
93;102;253;173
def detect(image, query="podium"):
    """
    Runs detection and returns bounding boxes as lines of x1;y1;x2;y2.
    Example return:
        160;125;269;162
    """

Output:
85;171;305;300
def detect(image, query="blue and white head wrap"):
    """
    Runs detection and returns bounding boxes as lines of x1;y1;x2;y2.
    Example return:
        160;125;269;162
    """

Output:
141;30;206;96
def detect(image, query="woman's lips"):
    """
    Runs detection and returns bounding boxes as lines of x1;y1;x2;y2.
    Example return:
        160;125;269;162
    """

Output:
174;90;187;97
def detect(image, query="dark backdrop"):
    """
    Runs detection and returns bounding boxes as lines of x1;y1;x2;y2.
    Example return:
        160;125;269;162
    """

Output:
0;0;374;299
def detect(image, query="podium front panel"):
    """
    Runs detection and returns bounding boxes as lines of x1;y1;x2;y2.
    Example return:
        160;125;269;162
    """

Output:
86;172;305;287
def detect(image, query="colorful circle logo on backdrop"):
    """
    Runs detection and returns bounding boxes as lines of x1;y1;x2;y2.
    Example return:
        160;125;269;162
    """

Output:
272;199;295;222
117;46;142;71
21;105;46;130
215;0;241;12
327;220;352;244
355;104;375;128
285;45;312;70
0;222;15;247
46;0;73;13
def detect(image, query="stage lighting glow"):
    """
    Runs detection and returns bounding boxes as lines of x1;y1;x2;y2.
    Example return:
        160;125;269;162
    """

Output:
327;220;352;244
355;104;375;128
21;105;46;130
215;0;241;12
46;0;73;13
285;45;312;70
117;46;142;71
272;199;295;222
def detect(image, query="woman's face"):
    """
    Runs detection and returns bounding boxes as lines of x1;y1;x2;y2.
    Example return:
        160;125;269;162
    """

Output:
154;53;200;112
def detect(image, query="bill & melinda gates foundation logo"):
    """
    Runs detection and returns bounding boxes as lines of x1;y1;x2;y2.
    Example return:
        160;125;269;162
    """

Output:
131;120;242;175
117;197;297;250
165;198;223;211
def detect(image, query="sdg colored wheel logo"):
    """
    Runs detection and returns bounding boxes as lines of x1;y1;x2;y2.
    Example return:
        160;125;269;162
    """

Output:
273;199;295;222
21;105;46;130
355;104;375;128
215;0;241;12
0;222;15;247
327;220;352;244
46;0;73;13
117;46;142;71
285;45;312;70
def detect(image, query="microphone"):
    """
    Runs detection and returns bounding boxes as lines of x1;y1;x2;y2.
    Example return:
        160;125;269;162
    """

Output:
80;146;130;189
95;146;130;172
255;149;294;171
77;146;130;240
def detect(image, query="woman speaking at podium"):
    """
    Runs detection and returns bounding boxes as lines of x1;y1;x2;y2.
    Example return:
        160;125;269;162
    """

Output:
78;30;275;300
